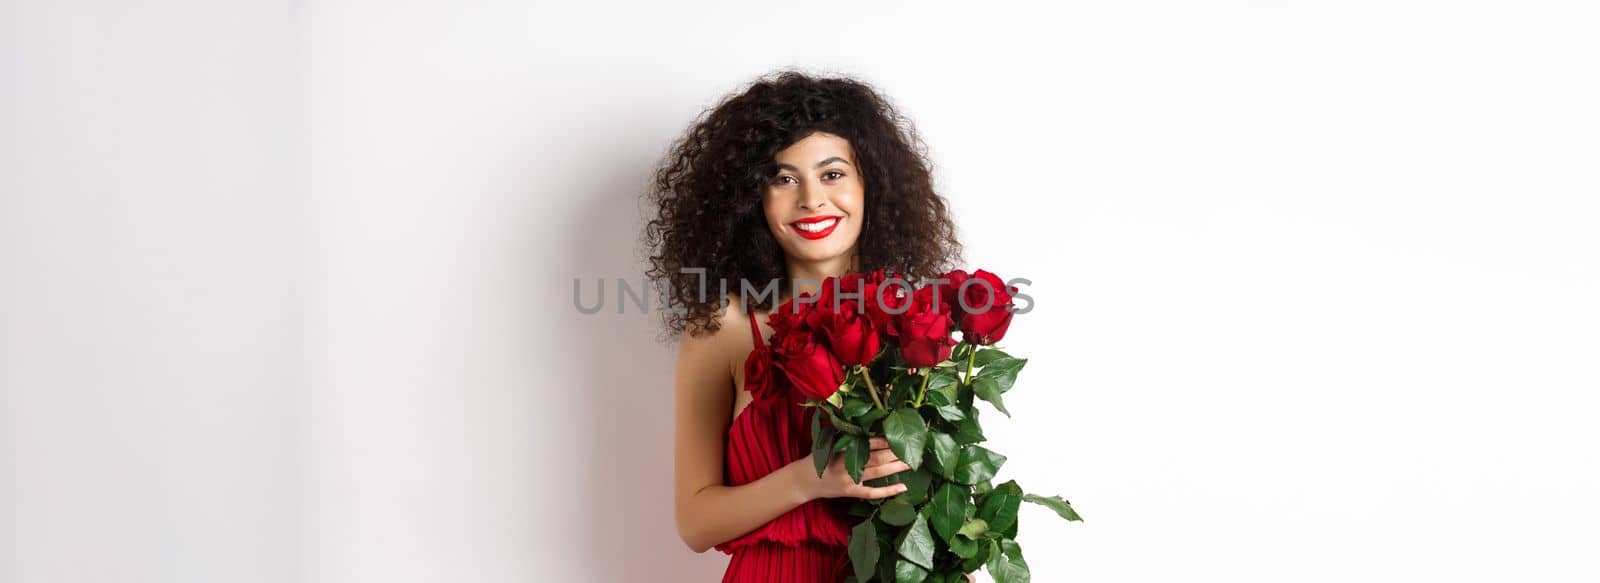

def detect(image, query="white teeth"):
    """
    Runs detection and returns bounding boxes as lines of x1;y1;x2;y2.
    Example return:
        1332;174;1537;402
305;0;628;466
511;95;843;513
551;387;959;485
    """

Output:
795;218;839;232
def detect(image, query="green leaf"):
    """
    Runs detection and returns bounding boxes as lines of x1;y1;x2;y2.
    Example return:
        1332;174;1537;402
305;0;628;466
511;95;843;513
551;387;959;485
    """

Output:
884;408;929;471
927;432;960;481
896;512;937;570
889;373;919;405
956;517;990;540
952;341;974;363
974;357;1026;394
1023;493;1083;522
926;482;968;542
858;407;890;428
826;405;868;435
834;433;855;454
966;480;992;499
878;530;898;582
950;411;985;445
953;445;1007;485
972;348;1014;367
986;538;1030;583
880;497;917;527
971;376;1011;418
870;466;933;504
959;538;991;573
947;528;979;558
848;518;879;582
977;480;1022;535
926;371;960;406
845;433;869;483
812;414;836;478
958;381;976;410
899;468;933;503
842;398;873;417
933;402;965;422
894;558;929;583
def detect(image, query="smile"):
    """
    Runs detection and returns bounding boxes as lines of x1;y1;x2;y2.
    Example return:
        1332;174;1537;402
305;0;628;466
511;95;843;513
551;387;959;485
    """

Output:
789;216;843;240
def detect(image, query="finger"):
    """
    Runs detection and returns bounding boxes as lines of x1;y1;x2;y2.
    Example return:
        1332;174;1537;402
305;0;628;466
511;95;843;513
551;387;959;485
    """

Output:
856;482;909;500
868;436;889;450
867;448;902;466
861;460;911;481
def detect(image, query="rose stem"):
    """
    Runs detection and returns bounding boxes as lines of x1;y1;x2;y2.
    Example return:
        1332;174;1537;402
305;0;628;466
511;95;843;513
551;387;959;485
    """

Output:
857;365;886;411
964;343;976;385
912;368;930;408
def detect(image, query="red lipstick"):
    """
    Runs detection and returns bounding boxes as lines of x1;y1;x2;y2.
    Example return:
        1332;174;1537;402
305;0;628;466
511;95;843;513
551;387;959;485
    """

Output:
789;215;843;240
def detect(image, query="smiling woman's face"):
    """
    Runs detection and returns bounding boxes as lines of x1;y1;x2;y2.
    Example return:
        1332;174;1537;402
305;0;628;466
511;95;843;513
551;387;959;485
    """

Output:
762;131;865;267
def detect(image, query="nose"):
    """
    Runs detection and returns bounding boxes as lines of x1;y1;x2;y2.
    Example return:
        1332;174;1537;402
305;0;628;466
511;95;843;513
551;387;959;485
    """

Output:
798;181;828;210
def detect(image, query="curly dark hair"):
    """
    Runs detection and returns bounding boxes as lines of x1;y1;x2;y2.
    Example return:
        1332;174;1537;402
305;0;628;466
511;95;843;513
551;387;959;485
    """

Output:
642;69;964;339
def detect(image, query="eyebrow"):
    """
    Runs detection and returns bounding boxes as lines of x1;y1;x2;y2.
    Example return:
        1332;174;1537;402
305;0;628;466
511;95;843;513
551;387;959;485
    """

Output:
775;157;853;172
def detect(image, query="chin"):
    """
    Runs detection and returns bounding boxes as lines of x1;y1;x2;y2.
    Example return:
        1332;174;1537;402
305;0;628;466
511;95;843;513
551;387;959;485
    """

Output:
785;241;857;264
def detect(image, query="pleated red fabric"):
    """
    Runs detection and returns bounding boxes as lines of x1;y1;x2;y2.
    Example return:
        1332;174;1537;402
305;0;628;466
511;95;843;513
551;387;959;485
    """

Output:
716;310;854;582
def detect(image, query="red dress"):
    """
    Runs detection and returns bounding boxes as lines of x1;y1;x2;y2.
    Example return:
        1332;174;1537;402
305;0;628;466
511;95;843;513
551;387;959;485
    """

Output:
715;310;854;582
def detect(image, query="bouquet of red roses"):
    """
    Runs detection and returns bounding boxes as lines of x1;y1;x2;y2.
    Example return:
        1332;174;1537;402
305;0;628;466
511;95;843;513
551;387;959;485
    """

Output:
761;268;1082;583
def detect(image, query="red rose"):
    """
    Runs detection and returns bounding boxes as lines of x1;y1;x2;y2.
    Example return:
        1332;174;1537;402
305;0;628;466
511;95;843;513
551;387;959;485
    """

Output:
769;292;816;340
772;331;846;401
864;273;912;338
813;272;878;315
838;271;871;293
803;286;836;332
955;269;1014;345
813;275;851;314
896;285;956;368
933;269;972;314
742;342;778;400
815;300;880;366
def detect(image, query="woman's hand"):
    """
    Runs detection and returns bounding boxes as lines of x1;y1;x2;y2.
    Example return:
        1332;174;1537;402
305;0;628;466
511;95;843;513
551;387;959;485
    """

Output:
789;438;972;581
801;436;913;500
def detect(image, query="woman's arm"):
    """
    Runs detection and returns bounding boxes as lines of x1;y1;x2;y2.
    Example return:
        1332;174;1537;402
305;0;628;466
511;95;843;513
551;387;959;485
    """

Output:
672;315;816;553
673;306;911;553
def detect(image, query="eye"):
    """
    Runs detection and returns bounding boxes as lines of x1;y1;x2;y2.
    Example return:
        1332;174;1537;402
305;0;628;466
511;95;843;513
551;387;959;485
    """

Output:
772;175;796;185
823;170;845;180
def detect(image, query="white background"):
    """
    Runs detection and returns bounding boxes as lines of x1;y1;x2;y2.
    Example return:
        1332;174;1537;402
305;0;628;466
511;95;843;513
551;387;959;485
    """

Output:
5;1;1598;582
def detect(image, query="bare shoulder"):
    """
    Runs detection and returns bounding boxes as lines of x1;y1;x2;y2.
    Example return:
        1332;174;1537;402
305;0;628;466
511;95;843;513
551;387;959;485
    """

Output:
674;295;746;397
678;293;747;355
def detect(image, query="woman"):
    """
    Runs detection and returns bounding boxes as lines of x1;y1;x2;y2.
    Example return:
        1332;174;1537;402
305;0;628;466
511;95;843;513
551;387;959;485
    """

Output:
646;70;969;582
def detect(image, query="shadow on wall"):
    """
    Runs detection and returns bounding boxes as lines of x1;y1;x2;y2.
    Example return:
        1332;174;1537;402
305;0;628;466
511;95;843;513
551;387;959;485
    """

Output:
549;130;729;581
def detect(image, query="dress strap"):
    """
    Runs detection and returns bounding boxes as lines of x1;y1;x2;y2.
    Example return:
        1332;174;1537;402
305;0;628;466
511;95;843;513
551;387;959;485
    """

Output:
747;310;765;348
